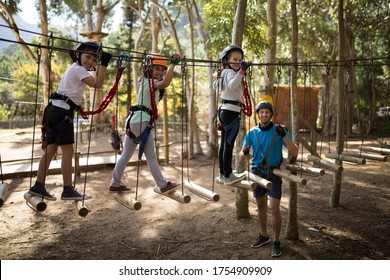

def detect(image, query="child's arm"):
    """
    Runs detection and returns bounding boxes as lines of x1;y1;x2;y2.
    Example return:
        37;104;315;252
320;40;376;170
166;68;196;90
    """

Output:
82;52;112;88
154;54;181;89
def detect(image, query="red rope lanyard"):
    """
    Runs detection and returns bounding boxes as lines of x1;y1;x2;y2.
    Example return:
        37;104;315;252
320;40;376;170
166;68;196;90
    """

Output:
242;77;252;117
145;58;159;124
79;54;130;119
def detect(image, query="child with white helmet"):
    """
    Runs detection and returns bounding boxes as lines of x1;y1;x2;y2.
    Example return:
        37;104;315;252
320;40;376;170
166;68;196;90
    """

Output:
213;44;252;185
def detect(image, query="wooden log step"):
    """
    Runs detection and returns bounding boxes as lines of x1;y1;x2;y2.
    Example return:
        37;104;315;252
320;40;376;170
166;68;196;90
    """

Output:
286;164;325;176
272;169;308;185
325;153;366;165
307;154;343;172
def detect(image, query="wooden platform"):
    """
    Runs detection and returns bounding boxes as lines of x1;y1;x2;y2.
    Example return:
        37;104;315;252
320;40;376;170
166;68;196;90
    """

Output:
1;153;147;180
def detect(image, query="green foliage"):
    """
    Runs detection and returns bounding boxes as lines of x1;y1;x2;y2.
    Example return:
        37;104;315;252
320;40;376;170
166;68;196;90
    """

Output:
0;44;30;77
0;103;10;120
346;0;389;59
2;0;388;131
0;44;33;120
202;0;268;59
0;0;21;15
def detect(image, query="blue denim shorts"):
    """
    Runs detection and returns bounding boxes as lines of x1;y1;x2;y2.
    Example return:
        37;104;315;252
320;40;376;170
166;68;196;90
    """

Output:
252;169;282;199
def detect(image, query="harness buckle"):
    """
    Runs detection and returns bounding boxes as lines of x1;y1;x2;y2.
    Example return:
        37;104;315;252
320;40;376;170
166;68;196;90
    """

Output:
63;96;70;103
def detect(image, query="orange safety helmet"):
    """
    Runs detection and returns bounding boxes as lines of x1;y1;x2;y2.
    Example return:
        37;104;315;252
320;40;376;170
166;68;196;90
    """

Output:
147;53;168;69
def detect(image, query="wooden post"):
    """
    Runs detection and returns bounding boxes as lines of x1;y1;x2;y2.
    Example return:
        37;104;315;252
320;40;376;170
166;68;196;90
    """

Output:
307;154;343;172
0;183;9;207
74;150;81;177
325;153;366;165
153;186;191;204
183;178;219;202
360;146;390;155
156;142;160;162
245;171;272;189
23;192;47;212
273;169;307;185
342;151;387;162
286;164;325;176
113;193;142;211
73;200;89;217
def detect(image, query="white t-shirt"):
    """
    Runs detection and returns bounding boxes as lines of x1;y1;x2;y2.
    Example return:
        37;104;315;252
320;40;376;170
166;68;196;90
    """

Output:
213;68;244;112
51;62;92;110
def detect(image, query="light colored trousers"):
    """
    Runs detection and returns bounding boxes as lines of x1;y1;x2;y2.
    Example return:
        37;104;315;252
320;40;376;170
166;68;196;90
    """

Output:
110;121;167;188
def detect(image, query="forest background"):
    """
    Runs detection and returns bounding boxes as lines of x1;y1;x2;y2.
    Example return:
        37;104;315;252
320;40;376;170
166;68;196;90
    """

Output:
0;0;389;242
0;0;390;273
0;1;390;276
0;0;389;136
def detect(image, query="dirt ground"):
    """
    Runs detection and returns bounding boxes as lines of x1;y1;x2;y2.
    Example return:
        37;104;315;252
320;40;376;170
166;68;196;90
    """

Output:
0;127;389;260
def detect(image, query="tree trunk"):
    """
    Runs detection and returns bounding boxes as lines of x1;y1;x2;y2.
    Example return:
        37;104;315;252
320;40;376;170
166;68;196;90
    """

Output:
187;0;195;159
232;0;250;219
263;0;277;94
39;0;50;107
130;2;147;98
188;0;216;158
345;23;357;136
150;0;183;55
151;6;159;52
81;0;117;124
285;0;299;240
330;0;346;208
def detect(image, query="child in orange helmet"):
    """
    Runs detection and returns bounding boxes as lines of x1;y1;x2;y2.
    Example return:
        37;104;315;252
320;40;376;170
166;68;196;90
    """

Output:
109;53;181;193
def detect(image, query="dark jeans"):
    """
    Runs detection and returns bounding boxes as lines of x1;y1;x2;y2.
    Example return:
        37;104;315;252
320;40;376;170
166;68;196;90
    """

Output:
218;109;240;177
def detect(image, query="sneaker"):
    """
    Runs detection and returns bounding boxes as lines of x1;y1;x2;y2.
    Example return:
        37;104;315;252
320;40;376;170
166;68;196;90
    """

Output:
28;185;56;201
271;241;282;257
61;186;92;201
251;234;270;248
109;183;131;192
215;174;225;184
160;181;180;193
223;171;245;186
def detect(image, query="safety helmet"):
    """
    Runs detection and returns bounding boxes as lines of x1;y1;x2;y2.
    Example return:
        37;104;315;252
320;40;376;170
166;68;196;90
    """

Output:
220;45;244;62
69;40;102;62
147;53;168;69
255;101;274;114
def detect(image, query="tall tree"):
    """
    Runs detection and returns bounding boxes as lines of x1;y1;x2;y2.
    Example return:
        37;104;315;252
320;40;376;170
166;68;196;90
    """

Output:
285;0;299;240
263;0;277;94
232;0;250;219
0;0;50;105
0;0;35;62
330;0;346;207
188;0;217;159
81;0;120;123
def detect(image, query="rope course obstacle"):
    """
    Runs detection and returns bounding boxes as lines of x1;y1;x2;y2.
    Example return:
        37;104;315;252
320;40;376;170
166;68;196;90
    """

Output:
0;24;389;213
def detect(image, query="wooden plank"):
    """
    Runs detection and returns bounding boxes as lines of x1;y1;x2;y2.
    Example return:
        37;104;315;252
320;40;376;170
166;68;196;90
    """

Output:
286;164;325;176
307;154;343;172
325;153;366;165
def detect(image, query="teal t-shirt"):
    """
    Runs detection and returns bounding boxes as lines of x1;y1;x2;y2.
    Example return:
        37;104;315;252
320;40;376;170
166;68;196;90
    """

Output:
130;77;160;124
242;124;292;168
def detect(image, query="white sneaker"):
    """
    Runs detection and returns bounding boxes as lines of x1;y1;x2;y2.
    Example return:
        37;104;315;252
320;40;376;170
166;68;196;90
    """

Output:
223;172;245;185
215;174;225;184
